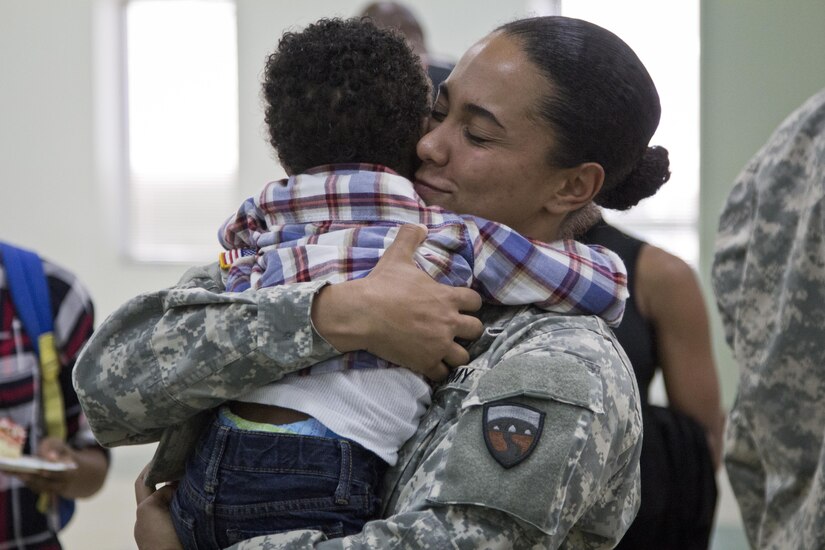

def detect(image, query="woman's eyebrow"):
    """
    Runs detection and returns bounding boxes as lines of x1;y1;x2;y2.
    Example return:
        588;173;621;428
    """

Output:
464;103;505;129
438;82;504;129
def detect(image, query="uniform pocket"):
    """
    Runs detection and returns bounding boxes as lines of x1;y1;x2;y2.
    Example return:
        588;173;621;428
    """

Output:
427;353;604;535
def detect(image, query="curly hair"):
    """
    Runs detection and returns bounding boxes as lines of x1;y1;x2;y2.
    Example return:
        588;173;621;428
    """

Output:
262;18;431;178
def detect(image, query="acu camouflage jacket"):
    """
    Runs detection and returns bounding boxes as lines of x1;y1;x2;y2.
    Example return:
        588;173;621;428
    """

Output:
73;263;642;549
713;87;825;550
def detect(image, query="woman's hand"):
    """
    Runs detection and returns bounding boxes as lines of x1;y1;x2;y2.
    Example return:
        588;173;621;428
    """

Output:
134;464;183;550
312;224;484;381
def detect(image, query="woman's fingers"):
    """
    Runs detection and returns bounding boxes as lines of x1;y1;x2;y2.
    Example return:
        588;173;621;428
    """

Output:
134;484;183;550
134;463;155;506
451;286;483;313
378;223;428;265
454;312;484;342
312;223;485;375
442;343;471;369
420;361;451;383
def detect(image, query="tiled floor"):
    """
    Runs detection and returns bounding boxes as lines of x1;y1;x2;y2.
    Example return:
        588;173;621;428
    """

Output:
712;526;750;550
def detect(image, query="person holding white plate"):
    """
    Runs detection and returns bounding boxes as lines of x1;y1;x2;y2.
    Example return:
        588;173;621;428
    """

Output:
0;242;109;548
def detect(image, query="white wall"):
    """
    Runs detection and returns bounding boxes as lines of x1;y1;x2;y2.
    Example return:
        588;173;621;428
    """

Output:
0;1;547;547
699;0;825;406
0;0;187;321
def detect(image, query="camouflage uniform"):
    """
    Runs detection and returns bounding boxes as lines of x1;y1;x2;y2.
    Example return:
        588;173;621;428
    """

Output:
74;263;642;549
712;88;825;549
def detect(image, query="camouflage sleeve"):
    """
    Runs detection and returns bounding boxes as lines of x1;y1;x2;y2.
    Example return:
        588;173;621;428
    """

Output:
226;482;641;550
423;350;642;548
72;262;338;447
227;506;547;549
711;155;758;348
711;89;825;548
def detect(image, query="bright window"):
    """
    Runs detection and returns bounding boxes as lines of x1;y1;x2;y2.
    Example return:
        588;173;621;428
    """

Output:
125;0;238;262
562;1;700;268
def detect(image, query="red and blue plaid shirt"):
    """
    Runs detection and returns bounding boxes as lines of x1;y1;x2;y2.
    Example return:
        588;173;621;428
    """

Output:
220;165;628;373
0;258;105;549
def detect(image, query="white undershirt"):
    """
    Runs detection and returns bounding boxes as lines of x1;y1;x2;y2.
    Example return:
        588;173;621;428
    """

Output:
239;367;432;465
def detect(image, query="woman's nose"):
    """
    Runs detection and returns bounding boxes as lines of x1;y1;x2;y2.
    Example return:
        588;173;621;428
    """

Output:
417;122;448;167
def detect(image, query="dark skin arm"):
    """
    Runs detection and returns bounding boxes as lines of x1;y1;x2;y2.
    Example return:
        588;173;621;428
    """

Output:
635;245;725;469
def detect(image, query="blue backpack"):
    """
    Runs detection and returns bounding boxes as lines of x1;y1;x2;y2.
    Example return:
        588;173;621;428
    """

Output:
0;242;75;529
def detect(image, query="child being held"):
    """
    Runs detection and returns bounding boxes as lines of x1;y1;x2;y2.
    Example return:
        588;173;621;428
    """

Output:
170;17;627;549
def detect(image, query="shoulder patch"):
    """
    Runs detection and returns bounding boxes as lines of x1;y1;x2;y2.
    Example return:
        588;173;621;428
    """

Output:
483;401;545;468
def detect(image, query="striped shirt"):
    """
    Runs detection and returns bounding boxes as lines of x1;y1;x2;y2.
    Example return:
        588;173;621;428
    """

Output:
220;164;627;375
0;257;104;549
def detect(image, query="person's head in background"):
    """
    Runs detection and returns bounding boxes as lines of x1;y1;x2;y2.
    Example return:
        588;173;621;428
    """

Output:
415;16;671;241
263;17;430;179
360;1;426;57
359;1;454;95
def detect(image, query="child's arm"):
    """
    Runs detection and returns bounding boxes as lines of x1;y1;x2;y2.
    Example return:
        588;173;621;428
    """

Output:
218;192;270;291
219;195;267;250
464;217;628;326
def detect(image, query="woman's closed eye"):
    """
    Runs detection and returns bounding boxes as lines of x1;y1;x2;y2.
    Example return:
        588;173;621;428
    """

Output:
463;128;490;145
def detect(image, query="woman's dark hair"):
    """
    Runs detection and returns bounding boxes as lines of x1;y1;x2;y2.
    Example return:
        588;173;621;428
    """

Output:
263;17;431;177
497;17;671;210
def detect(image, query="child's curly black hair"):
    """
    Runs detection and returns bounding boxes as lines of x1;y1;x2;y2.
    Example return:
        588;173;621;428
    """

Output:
263;17;432;178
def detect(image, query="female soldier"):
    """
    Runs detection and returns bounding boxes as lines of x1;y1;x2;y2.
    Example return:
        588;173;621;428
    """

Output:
78;16;672;549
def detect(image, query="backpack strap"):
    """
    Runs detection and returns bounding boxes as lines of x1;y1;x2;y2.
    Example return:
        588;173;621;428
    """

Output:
0;242;72;524
0;243;52;350
0;243;66;441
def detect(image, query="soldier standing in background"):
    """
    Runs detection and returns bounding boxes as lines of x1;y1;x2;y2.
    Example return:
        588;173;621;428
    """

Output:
712;87;825;549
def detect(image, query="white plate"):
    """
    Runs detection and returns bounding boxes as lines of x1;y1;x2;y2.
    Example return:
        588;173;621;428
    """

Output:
0;456;77;473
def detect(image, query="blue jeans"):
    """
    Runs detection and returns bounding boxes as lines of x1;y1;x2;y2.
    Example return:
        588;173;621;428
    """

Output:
170;411;387;550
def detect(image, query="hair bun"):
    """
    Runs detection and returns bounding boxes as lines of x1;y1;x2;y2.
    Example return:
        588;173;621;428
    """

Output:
596;145;671;210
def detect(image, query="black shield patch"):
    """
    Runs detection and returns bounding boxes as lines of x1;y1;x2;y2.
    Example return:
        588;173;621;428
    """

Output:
483;402;545;468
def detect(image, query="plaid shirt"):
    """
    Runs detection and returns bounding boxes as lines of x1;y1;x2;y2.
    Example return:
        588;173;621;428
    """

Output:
220;164;627;373
0;257;104;549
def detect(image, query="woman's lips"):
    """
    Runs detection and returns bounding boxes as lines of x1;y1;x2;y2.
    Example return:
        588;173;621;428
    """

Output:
413;178;451;204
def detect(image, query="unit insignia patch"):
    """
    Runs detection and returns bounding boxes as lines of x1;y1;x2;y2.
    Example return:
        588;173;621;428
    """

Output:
482;401;545;468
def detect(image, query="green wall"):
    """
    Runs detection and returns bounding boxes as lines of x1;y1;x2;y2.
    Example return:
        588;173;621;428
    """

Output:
700;0;825;405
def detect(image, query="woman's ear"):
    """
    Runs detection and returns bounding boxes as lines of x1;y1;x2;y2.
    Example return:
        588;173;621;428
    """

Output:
544;162;605;215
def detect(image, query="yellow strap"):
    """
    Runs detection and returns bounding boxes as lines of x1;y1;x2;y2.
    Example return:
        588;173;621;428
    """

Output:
38;333;66;441
36;493;52;515
36;333;65;515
